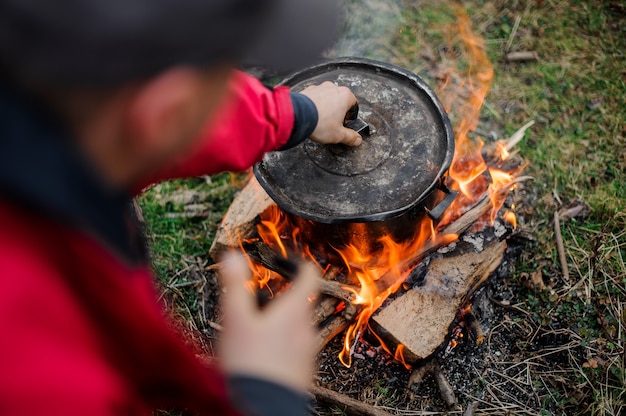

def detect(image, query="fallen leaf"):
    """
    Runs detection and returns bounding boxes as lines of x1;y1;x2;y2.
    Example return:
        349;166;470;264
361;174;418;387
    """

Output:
558;200;591;222
519;267;547;291
583;358;599;369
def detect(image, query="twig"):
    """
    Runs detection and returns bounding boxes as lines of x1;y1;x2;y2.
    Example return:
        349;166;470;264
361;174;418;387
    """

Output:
463;401;479;416
207;321;223;331
553;211;571;285
505;15;522;53
505;51;539;62
505;120;535;151
317;315;350;352
319;279;357;304
489;297;531;316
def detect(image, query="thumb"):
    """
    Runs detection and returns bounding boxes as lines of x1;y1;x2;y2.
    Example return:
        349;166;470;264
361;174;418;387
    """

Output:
339;128;363;147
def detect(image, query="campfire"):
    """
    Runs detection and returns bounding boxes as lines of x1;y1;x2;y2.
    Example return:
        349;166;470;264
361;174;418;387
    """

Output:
209;7;534;413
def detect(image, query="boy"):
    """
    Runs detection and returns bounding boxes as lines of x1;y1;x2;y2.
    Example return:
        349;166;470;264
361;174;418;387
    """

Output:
0;0;362;414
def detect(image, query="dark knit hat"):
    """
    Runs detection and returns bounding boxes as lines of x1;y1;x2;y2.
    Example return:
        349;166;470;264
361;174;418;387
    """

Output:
0;0;340;86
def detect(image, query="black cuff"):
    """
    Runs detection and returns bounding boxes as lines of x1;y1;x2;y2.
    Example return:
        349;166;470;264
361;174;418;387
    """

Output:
279;92;318;150
228;376;310;416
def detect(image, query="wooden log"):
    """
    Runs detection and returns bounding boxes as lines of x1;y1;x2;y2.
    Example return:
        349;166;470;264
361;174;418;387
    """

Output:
371;240;506;363
311;385;395;416
317;315;349;352
209;176;275;261
313;296;341;326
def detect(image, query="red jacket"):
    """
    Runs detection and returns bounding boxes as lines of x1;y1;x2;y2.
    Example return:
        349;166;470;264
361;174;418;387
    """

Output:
0;71;314;415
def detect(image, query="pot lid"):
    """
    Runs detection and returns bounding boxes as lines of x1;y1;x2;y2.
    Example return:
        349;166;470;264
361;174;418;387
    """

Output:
254;57;454;224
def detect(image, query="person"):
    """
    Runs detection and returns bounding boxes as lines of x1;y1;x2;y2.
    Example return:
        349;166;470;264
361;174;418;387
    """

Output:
0;0;362;415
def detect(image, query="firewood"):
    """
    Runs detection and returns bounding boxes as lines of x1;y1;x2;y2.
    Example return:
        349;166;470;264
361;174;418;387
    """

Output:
209;176;275;261
432;360;457;407
315;191;512;352
407;359;435;388
371;240;507;363
310;385;396;416
313;296;341;326
317;315;349;352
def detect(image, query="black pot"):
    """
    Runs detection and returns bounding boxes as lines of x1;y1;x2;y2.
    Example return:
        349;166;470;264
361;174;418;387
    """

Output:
254;58;457;255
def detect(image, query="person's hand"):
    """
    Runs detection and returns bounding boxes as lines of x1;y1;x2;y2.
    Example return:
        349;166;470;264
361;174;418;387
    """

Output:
300;81;363;147
217;252;320;392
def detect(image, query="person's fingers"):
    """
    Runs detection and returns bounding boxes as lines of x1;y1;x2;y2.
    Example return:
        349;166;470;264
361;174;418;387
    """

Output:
270;262;320;312
337;85;358;110
340;128;363;146
219;251;256;319
337;86;362;146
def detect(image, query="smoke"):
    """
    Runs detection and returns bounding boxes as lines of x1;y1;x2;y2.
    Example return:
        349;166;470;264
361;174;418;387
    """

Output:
328;0;405;60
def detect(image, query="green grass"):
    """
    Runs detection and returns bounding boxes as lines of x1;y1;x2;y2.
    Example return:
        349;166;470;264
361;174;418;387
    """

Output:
141;0;625;414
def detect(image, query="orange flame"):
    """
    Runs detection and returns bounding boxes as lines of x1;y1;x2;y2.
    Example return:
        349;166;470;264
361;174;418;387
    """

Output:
337;218;455;367
241;5;525;369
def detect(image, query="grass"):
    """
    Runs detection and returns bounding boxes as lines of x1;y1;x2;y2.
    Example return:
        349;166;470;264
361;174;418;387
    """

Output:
139;0;625;414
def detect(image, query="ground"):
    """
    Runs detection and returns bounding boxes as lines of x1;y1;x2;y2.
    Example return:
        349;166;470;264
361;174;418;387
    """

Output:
140;1;625;415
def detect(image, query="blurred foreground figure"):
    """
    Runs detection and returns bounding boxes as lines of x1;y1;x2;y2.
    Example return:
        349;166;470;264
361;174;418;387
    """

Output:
0;1;362;415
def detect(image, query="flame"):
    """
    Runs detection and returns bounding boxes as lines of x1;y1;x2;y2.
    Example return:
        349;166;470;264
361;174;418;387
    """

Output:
240;4;525;369
337;218;455;367
393;344;412;371
503;210;517;229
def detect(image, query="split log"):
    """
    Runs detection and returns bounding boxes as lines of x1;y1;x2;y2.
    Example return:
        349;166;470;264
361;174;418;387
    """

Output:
209;177;275;261
371;240;506;363
310;385;395;416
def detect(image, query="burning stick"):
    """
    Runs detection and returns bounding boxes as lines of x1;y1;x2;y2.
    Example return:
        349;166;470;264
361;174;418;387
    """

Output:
317;315;349;352
313;296;341;326
465;309;485;345
241;240;357;304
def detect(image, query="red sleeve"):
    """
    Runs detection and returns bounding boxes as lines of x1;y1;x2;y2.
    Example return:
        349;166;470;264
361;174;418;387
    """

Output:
0;234;142;416
136;71;294;191
0;204;242;416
